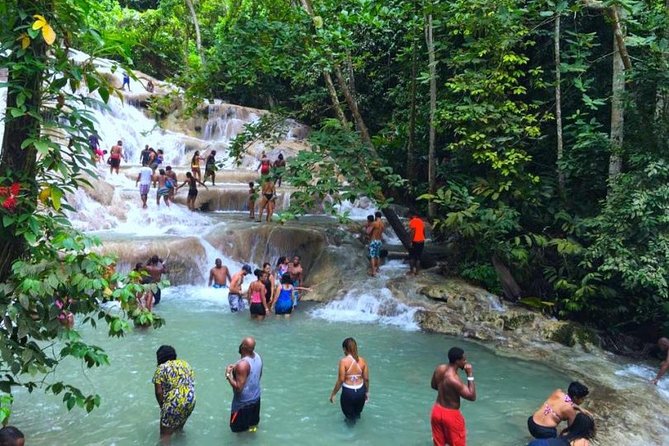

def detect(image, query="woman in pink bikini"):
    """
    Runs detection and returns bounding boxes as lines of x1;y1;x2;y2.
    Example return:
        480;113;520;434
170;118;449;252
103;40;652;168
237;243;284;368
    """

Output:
247;269;269;320
329;337;370;423
528;381;590;439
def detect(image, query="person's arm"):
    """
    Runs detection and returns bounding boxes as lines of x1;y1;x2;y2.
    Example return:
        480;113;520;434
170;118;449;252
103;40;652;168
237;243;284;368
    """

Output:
135;173;141;186
208;269;214;287
226;269;232;284
176;180;188;191
271;284;281;312
458;364;476;401
651;358;669;385
329;359;346;403
261;284;270;312
226;361;249;393
363;358;370;400
154;382;164;405
197;179;209;189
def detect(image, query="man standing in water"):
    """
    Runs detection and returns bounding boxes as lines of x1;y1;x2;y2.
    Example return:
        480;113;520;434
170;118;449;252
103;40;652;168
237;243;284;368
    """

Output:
209;258;232;289
228;265;252;312
135;163;153;209
368;211;384;276
289;255;304;307
109;140;123;175
651;337;669;385
430;347;476;446
226;337;263;433
145;255;166;305
408;209;426;276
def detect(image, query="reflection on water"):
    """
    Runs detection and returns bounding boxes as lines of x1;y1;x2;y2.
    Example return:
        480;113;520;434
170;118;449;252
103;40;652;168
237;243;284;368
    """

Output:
12;285;568;446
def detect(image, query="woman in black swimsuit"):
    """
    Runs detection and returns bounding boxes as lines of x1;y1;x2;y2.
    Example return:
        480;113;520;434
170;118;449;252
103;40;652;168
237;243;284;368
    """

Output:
176;172;208;211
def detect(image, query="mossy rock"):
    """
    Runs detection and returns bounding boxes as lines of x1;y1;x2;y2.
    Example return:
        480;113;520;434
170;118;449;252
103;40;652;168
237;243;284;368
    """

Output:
549;322;598;348
501;312;536;331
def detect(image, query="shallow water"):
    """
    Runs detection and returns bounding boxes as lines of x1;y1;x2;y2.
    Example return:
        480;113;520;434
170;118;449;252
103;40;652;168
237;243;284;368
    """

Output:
12;285;567;446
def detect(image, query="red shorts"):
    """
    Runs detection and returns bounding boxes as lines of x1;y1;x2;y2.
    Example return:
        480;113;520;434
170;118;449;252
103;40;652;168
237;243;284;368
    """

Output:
431;404;466;446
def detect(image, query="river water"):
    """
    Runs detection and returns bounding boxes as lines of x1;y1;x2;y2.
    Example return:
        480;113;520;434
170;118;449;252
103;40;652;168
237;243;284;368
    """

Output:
3;56;669;445
12;284;568;446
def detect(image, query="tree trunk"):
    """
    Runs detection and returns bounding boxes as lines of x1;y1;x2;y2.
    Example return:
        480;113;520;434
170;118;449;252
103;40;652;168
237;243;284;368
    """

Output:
554;13;565;196
185;0;205;65
492;255;522;302
406;0;419;181
299;0;348;125
655;0;669;145
0;49;44;282
299;0;431;265
333;66;372;146
608;28;625;182
425;13;437;218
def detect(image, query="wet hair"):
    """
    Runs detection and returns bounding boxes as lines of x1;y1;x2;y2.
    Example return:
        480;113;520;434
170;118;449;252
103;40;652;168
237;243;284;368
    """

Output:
249;181;254;187
561;413;596;440
211;150;217;155
263;262;271;270
367;215;374;223
254;268;263;279
567;381;589;400
242;264;252;274
278;153;284;160
166;166;172;171
281;273;292;284
375;211;382;218
117;140;122;145
276;256;286;267
215;258;222;265
186;172;193;178
342;337;359;361
159;168;165;175
0;426;24;445
133;262;143;271
157;149;163;154
193;151;200;157
448;347;465;364
156;345;176;365
148;255;161;265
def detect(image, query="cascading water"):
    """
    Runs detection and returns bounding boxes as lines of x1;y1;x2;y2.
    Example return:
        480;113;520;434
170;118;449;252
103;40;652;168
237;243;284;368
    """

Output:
5;52;669;446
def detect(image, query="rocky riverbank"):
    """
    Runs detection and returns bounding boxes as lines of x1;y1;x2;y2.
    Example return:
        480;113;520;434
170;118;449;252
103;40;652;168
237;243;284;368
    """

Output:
379;270;668;445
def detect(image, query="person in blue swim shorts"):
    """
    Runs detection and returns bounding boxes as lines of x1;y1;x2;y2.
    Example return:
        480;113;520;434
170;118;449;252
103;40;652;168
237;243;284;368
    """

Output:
209;258;231;289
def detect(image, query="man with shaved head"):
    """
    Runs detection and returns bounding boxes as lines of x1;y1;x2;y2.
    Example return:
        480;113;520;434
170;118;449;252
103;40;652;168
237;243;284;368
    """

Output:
226;337;264;432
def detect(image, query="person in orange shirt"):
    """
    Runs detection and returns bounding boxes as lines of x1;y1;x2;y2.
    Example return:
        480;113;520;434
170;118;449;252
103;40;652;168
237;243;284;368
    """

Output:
408;209;425;276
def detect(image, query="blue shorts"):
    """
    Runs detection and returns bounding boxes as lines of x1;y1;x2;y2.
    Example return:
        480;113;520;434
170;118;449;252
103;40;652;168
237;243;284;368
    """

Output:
212;283;227;289
157;187;170;197
368;240;382;258
228;293;245;312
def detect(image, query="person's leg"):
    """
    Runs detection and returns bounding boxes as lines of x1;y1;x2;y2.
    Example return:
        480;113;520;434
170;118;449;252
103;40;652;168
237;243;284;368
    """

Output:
257;198;267;222
340;387;355;420
430;404;446;446
267;199;274;222
159;424;174;445
249;200;255;219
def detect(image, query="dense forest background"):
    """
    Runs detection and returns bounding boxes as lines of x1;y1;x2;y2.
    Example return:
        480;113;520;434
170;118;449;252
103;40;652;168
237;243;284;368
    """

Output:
82;0;669;337
1;0;666;422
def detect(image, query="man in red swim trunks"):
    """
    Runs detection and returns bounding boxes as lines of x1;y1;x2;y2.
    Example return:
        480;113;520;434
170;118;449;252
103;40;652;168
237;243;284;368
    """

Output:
430;347;477;446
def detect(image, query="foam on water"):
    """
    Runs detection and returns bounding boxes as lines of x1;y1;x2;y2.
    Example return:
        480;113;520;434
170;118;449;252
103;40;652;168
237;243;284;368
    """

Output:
310;286;420;330
615;364;669;400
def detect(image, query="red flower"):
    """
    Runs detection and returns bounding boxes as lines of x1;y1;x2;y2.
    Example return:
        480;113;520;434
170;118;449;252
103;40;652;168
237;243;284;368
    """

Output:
0;187;7;196
2;196;16;210
9;183;20;196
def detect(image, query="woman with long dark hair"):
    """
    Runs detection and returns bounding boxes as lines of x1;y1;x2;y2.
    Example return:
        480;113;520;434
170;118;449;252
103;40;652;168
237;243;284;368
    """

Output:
329;337;370;423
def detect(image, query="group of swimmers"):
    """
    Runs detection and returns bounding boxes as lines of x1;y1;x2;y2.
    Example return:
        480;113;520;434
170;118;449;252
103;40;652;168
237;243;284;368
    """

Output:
208;255;310;318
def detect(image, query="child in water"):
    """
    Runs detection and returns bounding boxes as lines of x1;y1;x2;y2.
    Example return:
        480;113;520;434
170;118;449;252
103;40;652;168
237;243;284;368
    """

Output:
248;181;258;219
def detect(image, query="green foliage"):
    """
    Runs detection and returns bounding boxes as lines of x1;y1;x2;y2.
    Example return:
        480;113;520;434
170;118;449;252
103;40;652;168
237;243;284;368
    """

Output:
0;0;164;421
458;262;503;296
